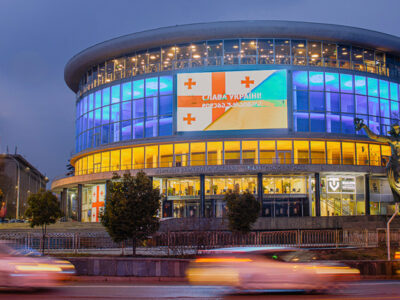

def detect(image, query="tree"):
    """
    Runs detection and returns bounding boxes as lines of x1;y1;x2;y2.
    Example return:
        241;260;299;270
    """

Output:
102;171;160;256
225;191;260;234
25;190;63;254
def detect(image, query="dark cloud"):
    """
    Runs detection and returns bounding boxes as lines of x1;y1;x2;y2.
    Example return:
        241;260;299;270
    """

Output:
0;0;399;183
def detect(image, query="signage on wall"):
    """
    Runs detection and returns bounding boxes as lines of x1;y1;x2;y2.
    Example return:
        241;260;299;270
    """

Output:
91;185;105;222
177;70;288;132
327;176;356;193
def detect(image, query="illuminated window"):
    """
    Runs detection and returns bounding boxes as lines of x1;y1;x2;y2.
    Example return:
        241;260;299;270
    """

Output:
175;143;189;167
327;142;341;164
342;142;355;165
292;71;308;90
94;153;101;173
382;145;391;166
190;142;205;166
368;78;378;97
145;77;158;97
87;155;93;174
207;142;222;165
133;79;144;99
110;150;120;171
111;85;120;103
160;144;173;168
122;82;132;101
355;76;367;95
277;140;292;164
82;156;87;175
159;76;173;95
242;141;258;164
309;72;324;91
224;141;240;165
379;80;389;99
260;140;275;164
121;148;132;170
293;141;309;164
75;159;80;176
145;145;158;168
101;152;110;172
340;74;353;93
310;141;326;164
325;73;339;92
369;144;381;166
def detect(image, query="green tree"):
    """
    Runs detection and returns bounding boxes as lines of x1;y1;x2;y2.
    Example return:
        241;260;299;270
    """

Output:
225;191;260;234
25;190;63;254
102;171;160;256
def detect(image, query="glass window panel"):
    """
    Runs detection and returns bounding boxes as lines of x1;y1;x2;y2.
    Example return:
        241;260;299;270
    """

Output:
338;45;350;65
191;142;206;166
293;90;308;111
145;117;157;137
327;141;341;164
160;144;173;168
110;150;120;171
175;143;189;167
310;113;325;132
368;97;380;116
145;77;158;97
294;112;309;132
341;94;354;113
102;106;109;124
191;42;207;67
310;141;326;164
161;46;175;71
87;155;93;174
340;74;353;93
88;94;94;111
88;111;94;129
342;114;355;134
291;40;306;65
145;145;158;168
293;71;308;90
121;148;132;170
326;92;340;112
207;141;223;165
102;87;110;106
159;115;172;136
122;101;132;120
380;99;390;118
242;141;258;164
382;145;391;166
207;40;223;57
293;141;309;164
224;141;240;165
122;82;132;101
326;113;340;133
308;41;322;65
133;79;144;99
369;144;381;166
257;39;274;64
81;157;87;175
111;85;120;103
356;95;368;114
325;73;339;92
223;39;240;64
133;99;144;118
83;97;88;114
391;101;399;119
101;124;109;144
133;147;144;169
145;97;158;117
121;120;131;141
355;76;367;95
277;140;292;164
309;71;324;91
342;142;355;165
369;115;380;134
159;95;173;115
379;80;389;99
390;82;399;101
159;76;173;95
356;143;369;166
133;118;144;139
368;78;378;96
352;47;364;63
241;39;257;64
275;39;290;64
110;103;120;122
323;42;337;66
110;122;120;143
95;90;101;108
309;91;325;111
260;140;275;164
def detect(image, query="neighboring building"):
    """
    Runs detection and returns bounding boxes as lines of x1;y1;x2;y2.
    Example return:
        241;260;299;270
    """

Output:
0;154;48;219
52;21;400;224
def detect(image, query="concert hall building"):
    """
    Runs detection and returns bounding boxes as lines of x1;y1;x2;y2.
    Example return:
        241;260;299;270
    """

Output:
52;21;400;223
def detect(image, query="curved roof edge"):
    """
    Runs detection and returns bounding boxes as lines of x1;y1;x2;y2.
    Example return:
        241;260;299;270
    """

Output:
65;20;400;93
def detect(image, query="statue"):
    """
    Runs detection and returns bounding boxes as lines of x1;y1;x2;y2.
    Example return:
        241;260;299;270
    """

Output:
354;118;400;202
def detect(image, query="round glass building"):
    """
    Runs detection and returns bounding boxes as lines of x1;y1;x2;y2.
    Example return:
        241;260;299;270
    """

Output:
52;20;400;223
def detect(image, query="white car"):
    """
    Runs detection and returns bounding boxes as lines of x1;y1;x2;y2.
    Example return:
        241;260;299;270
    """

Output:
187;247;360;292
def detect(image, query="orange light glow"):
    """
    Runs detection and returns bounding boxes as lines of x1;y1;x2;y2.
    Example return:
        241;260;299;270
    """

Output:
195;257;252;263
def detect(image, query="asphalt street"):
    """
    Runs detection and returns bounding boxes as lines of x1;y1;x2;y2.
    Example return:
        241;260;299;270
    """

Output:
0;280;399;299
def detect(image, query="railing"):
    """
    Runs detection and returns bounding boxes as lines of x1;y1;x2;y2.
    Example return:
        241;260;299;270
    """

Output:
0;229;395;254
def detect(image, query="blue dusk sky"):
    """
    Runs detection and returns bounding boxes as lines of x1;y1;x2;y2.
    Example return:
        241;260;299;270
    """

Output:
0;0;400;183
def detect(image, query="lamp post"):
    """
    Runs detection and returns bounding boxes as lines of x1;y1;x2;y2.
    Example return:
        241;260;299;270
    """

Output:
8;156;20;219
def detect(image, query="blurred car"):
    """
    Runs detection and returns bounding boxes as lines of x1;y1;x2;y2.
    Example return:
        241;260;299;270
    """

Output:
0;241;75;289
187;247;360;292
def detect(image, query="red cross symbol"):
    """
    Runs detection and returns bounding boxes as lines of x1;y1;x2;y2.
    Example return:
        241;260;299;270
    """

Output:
241;76;254;88
92;186;104;222
183;113;196;125
184;78;196;89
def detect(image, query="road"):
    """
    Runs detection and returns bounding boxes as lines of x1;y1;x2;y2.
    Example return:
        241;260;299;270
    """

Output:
0;281;399;299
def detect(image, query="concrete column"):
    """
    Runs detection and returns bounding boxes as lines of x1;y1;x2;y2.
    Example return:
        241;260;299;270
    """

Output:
314;173;321;217
61;188;68;217
200;174;205;218
257;173;263;206
77;184;82;222
365;174;370;216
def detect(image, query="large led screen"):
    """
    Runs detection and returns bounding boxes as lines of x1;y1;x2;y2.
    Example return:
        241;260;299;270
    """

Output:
177;70;287;132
